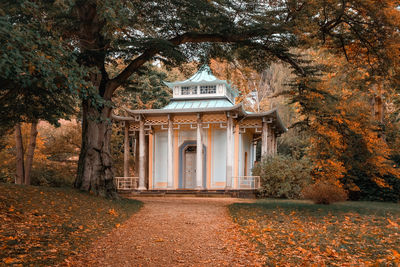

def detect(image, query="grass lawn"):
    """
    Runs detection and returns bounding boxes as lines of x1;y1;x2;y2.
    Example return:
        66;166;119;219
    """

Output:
0;183;142;266
229;199;400;266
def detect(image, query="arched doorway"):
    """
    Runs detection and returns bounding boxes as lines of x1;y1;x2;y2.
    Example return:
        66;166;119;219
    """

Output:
179;141;206;189
183;145;196;188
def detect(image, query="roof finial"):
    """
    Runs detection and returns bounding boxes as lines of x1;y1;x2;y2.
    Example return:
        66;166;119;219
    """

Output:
198;64;212;75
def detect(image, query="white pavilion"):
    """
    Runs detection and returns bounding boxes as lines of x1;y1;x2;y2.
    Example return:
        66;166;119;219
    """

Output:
113;65;286;192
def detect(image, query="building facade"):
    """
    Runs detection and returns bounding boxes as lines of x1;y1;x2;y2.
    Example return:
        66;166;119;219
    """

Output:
113;65;286;190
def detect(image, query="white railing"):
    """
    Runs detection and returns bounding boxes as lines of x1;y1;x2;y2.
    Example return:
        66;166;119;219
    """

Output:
233;176;261;189
114;177;139;190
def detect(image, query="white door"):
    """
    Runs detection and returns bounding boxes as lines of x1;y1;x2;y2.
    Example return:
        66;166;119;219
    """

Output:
184;147;196;188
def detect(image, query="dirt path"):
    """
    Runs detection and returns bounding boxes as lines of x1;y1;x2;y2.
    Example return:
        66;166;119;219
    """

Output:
68;197;263;266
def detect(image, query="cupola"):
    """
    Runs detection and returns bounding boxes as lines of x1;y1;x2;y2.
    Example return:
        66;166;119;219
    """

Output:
163;65;238;109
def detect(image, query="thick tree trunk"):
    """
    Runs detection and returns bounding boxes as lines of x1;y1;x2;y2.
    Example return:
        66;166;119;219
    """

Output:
24;121;38;185
14;123;24;185
75;100;118;198
73;2;118;198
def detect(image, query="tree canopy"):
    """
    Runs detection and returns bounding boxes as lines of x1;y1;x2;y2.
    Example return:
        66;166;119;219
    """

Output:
0;2;89;134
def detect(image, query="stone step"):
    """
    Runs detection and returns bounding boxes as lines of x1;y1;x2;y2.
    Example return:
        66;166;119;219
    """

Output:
119;190;257;198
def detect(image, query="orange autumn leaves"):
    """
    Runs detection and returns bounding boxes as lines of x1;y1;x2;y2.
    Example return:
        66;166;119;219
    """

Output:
305;49;400;189
0;183;142;265
230;201;400;266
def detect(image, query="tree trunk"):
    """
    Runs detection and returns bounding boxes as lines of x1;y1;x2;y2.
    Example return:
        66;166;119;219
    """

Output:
75;99;118;198
24;121;38;185
14;123;25;185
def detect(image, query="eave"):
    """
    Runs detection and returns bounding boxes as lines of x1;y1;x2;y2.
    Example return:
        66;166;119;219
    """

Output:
113;103;287;134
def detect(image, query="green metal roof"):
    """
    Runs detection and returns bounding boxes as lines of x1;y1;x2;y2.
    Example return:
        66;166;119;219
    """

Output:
163;99;234;110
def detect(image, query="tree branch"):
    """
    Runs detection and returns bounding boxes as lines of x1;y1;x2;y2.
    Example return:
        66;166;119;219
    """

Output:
106;32;253;95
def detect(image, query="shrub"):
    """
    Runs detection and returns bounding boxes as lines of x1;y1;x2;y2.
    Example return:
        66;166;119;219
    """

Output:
253;154;312;199
302;181;348;204
30;163;76;187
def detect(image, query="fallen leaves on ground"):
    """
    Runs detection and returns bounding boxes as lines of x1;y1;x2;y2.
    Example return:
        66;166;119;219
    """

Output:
229;200;400;266
0;183;142;266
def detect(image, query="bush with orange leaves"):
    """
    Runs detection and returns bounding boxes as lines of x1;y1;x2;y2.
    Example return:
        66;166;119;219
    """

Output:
302;181;348;204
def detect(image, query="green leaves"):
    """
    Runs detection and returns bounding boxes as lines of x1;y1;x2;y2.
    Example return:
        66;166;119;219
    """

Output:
0;3;90;132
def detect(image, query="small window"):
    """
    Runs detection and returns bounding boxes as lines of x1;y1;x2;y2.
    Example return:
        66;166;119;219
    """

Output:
200;85;216;94
181;86;197;95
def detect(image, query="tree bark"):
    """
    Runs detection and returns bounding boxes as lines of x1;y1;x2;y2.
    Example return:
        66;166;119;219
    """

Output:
14;123;24;185
73;2;118;198
24;121;38;185
75;99;118;198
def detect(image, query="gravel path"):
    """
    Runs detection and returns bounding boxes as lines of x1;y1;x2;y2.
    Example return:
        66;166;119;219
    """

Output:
68;197;263;266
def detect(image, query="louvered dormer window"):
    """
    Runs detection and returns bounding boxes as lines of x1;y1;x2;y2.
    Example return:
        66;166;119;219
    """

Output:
181;86;197;95
200;85;216;94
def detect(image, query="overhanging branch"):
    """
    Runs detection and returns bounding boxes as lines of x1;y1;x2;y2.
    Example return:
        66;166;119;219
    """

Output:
106;32;254;95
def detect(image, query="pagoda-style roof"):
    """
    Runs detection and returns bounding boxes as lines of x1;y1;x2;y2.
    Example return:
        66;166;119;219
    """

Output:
164;65;238;102
116;104;287;134
112;64;287;134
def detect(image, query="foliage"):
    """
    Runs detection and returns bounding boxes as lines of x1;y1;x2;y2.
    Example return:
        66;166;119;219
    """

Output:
210;59;294;113
303;50;400;200
30;165;75;188
0;2;88;134
302;181;348;204
110;124;136;177
113;64;172;111
230;200;400;266
0;121;81;187
0;183;142;265
253;155;312;199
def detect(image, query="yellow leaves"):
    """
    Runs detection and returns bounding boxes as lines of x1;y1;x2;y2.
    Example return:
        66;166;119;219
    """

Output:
391;249;400;261
262;227;274;232
387;219;399;229
108;209;118;217
115;223;121;228
3;257;15;264
155;238;164;242
232;200;400;265
0;183;142;266
28;63;35;75
372;177;391;188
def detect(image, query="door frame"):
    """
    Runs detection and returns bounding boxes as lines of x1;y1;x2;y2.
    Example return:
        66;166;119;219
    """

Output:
178;140;206;189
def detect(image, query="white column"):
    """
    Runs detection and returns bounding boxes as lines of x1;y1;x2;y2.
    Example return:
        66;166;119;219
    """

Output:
225;114;233;189
261;120;268;157
268;126;273;155
252;141;257;168
123;122;130;177
138;119;146;190
167;117;173;188
196;117;203;189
